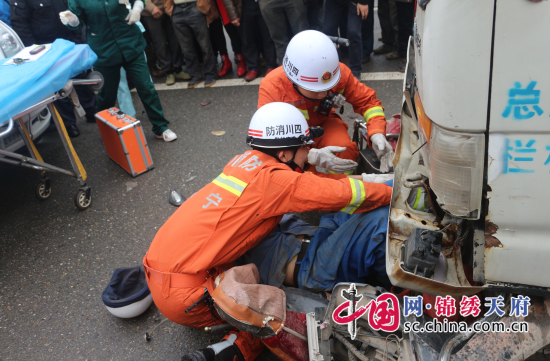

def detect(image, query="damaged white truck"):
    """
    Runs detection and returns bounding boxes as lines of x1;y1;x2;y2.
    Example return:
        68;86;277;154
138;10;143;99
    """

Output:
373;0;550;359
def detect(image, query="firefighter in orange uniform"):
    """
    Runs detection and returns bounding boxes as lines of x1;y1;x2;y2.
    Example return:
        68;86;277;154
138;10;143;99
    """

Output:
143;103;392;361
259;30;395;175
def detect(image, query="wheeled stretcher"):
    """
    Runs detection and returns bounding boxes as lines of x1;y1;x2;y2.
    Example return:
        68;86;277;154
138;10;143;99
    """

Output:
0;40;102;209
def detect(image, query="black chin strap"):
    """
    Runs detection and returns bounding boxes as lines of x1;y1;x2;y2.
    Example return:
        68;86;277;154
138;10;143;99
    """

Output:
254;147;304;173
282;147;304;173
293;84;322;102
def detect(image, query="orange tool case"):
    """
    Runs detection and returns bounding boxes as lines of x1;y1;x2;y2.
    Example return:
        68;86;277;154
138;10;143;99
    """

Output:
95;108;154;177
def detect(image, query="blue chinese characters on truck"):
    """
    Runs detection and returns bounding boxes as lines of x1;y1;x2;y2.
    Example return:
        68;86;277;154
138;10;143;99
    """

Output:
502;81;544;120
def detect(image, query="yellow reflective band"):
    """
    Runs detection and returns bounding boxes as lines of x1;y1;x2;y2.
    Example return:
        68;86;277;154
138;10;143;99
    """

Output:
340;178;366;214
298;108;310;120
363;106;385;123
338;88;345;94
413;188;422;210
315;167;354;176
212;173;248;196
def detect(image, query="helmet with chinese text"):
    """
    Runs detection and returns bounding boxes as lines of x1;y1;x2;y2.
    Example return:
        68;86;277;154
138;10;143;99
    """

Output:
246;102;315;148
283;30;341;92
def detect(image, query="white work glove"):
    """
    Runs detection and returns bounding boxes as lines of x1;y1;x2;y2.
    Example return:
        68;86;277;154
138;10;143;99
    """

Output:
126;0;144;25
59;10;80;27
362;173;394;183
308;146;358;174
370;133;394;173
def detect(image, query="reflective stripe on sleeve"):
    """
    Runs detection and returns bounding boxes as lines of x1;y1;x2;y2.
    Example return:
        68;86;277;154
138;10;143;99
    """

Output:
212;173;248;196
315;166;354;176
298;108;310;120
340;178;366;214
363;106;385;123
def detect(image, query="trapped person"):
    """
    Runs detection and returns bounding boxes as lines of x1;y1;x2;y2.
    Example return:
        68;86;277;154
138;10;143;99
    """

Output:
143;103;392;361
59;0;178;142
141;0;190;86
259;30;394;175
11;0;97;137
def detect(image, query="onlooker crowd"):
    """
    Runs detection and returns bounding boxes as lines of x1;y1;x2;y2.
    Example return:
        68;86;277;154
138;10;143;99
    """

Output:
5;0;415;137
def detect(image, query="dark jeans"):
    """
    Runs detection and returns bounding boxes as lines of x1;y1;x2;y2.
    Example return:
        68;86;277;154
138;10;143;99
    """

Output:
54;72;97;126
258;0;307;64
307;0;324;31
209;18;243;56
361;0;375;56
141;14;183;74
171;2;216;78
378;0;398;51
324;0;363;74
241;0;277;71
94;52;169;135
396;1;414;59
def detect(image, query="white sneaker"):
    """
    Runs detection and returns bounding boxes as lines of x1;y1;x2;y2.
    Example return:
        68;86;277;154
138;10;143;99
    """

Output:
157;129;177;142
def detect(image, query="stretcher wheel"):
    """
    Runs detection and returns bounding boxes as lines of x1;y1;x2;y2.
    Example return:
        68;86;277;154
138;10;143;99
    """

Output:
87;71;104;91
36;179;52;200
74;187;92;210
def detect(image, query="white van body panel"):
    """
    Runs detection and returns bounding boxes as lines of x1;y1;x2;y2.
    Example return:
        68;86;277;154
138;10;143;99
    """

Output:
485;0;550;288
414;0;493;132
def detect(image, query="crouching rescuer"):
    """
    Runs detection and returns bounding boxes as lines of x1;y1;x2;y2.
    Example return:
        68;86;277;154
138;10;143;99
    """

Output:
259;30;395;174
143;103;392;361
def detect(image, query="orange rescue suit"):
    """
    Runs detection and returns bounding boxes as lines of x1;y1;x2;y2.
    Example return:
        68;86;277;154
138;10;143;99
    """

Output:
258;63;387;175
143;150;392;361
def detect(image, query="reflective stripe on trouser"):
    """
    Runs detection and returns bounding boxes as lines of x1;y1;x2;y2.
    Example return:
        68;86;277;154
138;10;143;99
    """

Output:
340;178;366;214
363;106;385;123
410;188;426;211
315;166;354;176
212;173;248;196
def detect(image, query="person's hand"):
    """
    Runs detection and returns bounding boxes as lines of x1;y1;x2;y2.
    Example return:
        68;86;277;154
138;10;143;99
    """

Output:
357;3;369;20
370;133;394;173
59;10;80;26
231;18;241;26
362;173;394;183
126;0;144;25
151;6;163;18
308;146;358;173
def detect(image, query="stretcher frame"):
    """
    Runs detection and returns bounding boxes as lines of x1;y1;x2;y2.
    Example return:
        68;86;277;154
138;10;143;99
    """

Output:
0;78;102;209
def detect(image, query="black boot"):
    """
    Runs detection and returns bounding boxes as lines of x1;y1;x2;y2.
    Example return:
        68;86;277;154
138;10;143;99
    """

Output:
182;334;244;361
66;124;80;138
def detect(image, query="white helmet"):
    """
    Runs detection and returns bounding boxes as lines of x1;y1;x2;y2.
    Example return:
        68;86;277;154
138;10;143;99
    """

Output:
283;30;341;92
247;103;315;148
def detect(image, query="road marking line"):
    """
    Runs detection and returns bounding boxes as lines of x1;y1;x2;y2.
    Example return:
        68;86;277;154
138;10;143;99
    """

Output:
135;72;404;92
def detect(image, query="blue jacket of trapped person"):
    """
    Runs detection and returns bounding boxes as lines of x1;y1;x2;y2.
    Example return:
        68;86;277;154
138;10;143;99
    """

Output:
1;0;11;27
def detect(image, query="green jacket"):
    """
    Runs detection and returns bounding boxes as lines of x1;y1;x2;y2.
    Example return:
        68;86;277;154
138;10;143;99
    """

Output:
67;0;146;67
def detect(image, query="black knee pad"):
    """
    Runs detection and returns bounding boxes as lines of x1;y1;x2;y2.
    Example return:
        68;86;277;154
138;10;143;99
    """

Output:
182;334;244;361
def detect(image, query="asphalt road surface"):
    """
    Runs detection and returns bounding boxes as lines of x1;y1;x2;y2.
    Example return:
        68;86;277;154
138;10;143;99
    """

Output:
0;14;405;361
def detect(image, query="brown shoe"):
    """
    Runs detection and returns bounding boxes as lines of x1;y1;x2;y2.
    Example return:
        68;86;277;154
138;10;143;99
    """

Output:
149;68;165;77
245;70;259;82
386;51;400;60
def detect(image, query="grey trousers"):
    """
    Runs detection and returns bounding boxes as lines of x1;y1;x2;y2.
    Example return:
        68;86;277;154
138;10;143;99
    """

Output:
141;14;183;74
171;2;216;78
258;0;308;64
377;0;399;51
